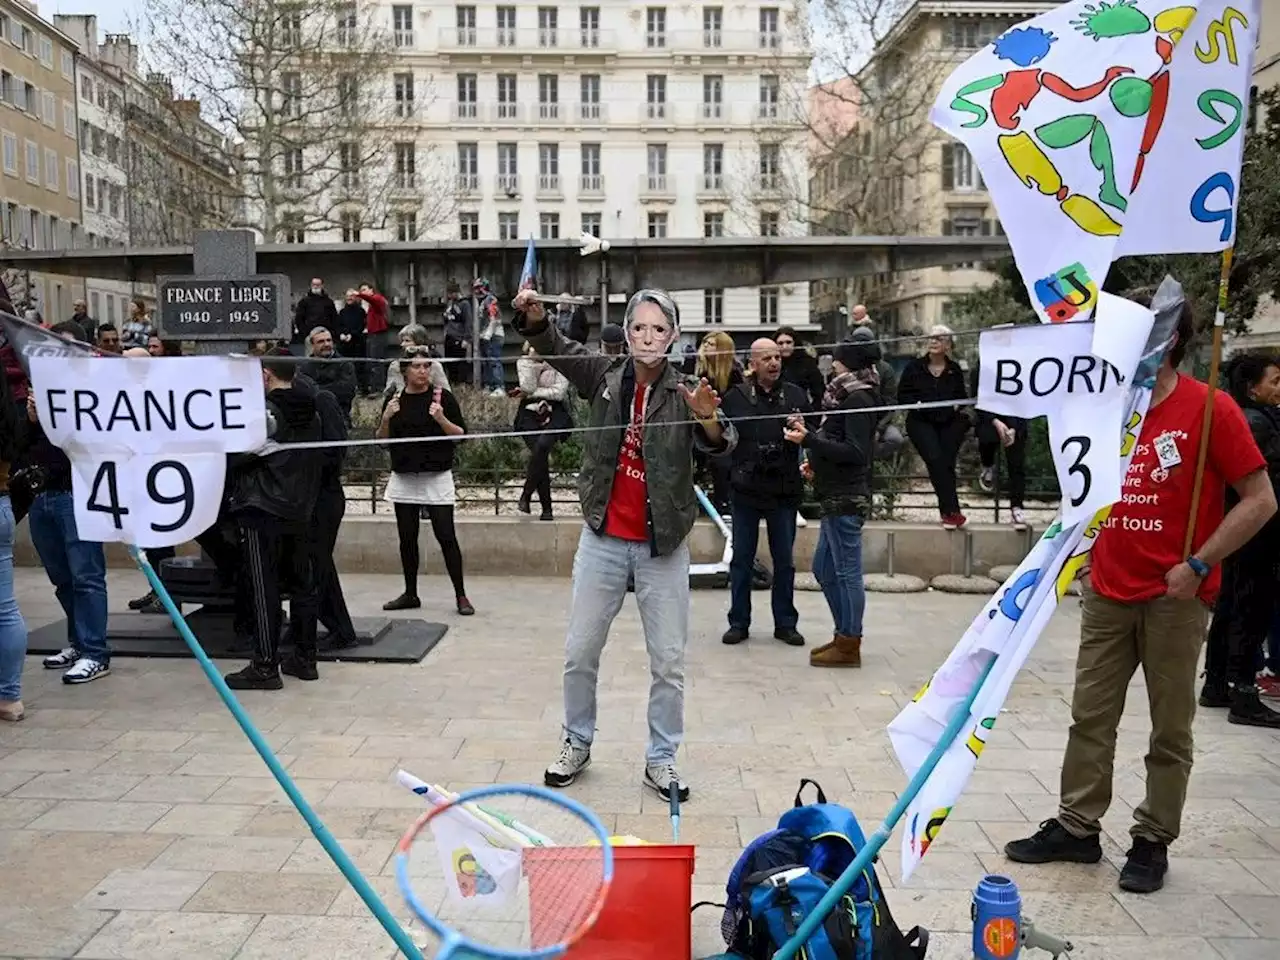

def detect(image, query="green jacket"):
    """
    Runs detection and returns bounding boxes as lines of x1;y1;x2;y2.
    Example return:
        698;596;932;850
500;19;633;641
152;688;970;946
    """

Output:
515;315;737;557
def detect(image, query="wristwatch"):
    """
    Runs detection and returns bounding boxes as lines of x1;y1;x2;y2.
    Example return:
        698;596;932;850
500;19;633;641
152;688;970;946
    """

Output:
1186;556;1210;578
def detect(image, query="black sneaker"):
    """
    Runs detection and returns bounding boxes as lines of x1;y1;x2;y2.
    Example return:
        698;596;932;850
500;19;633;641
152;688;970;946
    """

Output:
128;590;157;611
383;593;422;611
224;663;283;691
1199;681;1231;708
722;627;749;645
774;627;806;647
281;656;319;682
1118;837;1168;893
1228;686;1280;728
1004;818;1102;864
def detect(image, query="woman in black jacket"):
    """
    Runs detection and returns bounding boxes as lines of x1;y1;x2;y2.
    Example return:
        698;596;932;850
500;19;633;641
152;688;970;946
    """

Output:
1201;352;1280;726
896;325;970;529
784;339;878;669
377;353;473;616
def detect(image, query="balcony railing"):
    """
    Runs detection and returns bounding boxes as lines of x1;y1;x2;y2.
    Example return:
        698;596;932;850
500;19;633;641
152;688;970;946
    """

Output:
640;173;672;197
456;173;479;193
495;173;520;196
494;102;522;122
393;172;418;191
673;30;789;52
436;26;616;51
394;101;416;120
537;102;560;121
645;31;667;48
701;102;723;121
758;102;780;120
578;102;603;122
537;173;561;195
759;31;782;51
701;173;725;193
393;29;414;48
579;173;603;193
644;102;667;121
453;102;478;121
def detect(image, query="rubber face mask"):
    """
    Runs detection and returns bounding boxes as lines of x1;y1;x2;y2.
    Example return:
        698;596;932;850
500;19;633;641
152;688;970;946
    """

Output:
625;293;678;368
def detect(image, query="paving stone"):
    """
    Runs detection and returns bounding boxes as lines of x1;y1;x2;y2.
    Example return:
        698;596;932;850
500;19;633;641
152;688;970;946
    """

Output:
148;803;261;836
76;868;212;911
76;910;259;960
12;772;144;801
280;837;393;876
1118;892;1255;937
183;871;344;916
0;797;56;829
120;774;227;803
1220;895;1280;938
27;799;171;833
234;914;402;959
150;836;301;873
0;905;114;957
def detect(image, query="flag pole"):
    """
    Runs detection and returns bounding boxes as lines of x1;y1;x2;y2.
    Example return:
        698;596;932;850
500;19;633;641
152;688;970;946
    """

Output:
1181;248;1233;556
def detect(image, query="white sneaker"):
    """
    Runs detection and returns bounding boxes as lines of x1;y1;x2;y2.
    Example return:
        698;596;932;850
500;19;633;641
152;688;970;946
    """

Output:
644;761;690;802
490;388;506;398
796;513;808;528
62;658;110;685
42;647;78;669
544;738;591;788
979;467;995;492
1011;507;1028;530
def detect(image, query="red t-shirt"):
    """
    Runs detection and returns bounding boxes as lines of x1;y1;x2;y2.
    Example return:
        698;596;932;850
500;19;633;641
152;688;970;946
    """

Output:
1091;374;1265;605
604;386;649;542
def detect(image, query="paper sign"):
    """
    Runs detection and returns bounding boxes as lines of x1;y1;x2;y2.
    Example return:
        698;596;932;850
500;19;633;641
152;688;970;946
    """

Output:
977;323;1126;421
1091;292;1157;378
1047;388;1127;526
28;355;268;548
70;452;228;549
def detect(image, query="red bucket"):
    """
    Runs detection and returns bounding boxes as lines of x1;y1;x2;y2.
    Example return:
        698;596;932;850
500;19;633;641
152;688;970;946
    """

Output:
524;844;696;960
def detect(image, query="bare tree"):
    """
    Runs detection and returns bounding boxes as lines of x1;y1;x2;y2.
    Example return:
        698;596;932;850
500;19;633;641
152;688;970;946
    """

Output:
135;0;455;242
762;0;954;237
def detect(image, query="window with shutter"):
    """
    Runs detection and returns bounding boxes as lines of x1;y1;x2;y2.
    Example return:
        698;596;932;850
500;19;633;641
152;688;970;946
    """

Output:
941;144;954;190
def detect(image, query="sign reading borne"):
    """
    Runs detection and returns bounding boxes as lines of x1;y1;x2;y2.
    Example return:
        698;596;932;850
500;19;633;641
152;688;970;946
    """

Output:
156;274;291;341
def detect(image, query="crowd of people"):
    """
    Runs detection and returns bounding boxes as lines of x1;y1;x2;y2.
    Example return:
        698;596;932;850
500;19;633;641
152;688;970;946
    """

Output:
3;276;1280;898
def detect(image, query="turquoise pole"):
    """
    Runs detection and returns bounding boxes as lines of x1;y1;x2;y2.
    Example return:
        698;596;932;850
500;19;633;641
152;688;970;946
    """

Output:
127;547;426;960
772;656;999;960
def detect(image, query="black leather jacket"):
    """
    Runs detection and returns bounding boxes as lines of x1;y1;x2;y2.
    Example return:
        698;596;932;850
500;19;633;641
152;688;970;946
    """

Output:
227;384;321;524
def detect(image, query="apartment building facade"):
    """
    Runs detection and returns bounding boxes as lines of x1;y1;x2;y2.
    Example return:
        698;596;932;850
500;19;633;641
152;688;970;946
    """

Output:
54;14;134;327
297;1;814;331
810;1;1060;342
0;0;84;321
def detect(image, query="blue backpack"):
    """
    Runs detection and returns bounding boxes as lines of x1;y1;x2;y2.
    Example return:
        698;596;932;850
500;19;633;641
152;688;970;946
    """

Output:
698;780;928;960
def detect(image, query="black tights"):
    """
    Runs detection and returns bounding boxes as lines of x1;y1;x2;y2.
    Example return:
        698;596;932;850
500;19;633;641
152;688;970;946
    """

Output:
522;434;558;511
394;503;466;599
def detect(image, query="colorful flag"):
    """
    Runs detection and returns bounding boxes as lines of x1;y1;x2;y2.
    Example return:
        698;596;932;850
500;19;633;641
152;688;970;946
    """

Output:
888;280;1183;881
429;805;524;909
933;0;1258;323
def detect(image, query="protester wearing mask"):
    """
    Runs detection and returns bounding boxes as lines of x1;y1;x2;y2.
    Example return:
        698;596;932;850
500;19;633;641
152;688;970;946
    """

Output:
720;338;810;648
784;338;880;669
1201;353;1280;725
222;351;323;691
442;281;474;387
513;286;736;802
336;290;370;394
294;278;339;345
515;342;572;521
897;325;970;529
385;324;450;397
302;327;357;423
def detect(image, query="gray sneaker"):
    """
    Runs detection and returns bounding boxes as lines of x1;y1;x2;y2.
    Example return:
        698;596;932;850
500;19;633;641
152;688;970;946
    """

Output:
544;738;591;788
644;761;690;802
42;647;78;669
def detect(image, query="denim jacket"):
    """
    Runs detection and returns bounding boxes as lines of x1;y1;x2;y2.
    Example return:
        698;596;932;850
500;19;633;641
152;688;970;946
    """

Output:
515;315;736;556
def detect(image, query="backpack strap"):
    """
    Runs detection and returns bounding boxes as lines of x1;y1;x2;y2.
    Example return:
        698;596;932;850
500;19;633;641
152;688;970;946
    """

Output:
794;779;828;807
905;925;929;958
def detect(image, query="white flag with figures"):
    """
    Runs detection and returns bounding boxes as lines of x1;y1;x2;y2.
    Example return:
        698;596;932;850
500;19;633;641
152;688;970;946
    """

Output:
932;0;1258;323
29;355;268;548
429;806;524;910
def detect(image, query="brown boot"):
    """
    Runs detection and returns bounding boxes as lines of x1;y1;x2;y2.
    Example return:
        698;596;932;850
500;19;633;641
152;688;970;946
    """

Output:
810;634;838;658
810;635;861;668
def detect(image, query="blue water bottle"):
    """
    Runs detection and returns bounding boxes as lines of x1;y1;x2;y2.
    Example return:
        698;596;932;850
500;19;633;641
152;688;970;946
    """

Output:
972;874;1021;959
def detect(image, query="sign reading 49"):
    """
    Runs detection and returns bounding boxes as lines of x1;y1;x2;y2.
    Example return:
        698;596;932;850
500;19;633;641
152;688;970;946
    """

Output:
72;452;227;549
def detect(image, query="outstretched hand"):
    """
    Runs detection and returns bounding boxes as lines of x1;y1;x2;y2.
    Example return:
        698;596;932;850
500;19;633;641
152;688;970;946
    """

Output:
678;378;720;420
513;289;545;324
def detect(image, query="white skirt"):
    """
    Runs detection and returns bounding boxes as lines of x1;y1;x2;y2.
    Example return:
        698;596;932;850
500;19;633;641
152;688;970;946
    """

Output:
384;470;456;506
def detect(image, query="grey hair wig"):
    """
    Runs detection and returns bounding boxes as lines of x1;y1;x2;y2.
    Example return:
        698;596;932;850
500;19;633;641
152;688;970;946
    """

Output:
624;289;680;332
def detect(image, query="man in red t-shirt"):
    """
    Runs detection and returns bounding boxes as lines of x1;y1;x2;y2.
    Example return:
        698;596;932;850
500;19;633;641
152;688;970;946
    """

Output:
357;282;390;394
1006;302;1276;894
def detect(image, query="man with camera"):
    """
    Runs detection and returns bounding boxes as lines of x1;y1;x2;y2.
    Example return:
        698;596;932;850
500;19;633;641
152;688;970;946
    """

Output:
720;338;811;647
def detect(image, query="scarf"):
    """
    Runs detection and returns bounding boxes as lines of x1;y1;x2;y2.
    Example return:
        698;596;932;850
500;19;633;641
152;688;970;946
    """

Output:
822;367;878;410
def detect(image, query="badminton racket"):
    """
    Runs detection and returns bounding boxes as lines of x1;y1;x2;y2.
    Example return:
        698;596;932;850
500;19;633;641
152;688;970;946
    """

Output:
396;783;613;959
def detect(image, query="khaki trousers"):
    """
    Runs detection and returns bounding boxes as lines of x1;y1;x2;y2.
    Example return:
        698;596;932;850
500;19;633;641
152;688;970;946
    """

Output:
1058;589;1207;845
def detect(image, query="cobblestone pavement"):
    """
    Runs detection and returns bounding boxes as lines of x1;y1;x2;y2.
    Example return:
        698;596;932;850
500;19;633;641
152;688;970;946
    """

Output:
2;569;1279;959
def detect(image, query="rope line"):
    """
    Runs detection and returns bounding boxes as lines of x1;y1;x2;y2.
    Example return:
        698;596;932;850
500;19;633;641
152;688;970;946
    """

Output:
265;397;980;453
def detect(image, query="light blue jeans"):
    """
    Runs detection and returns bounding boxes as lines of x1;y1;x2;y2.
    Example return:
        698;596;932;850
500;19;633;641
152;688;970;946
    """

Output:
812;514;866;638
563;526;690;764
0;496;27;701
481;333;505;391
